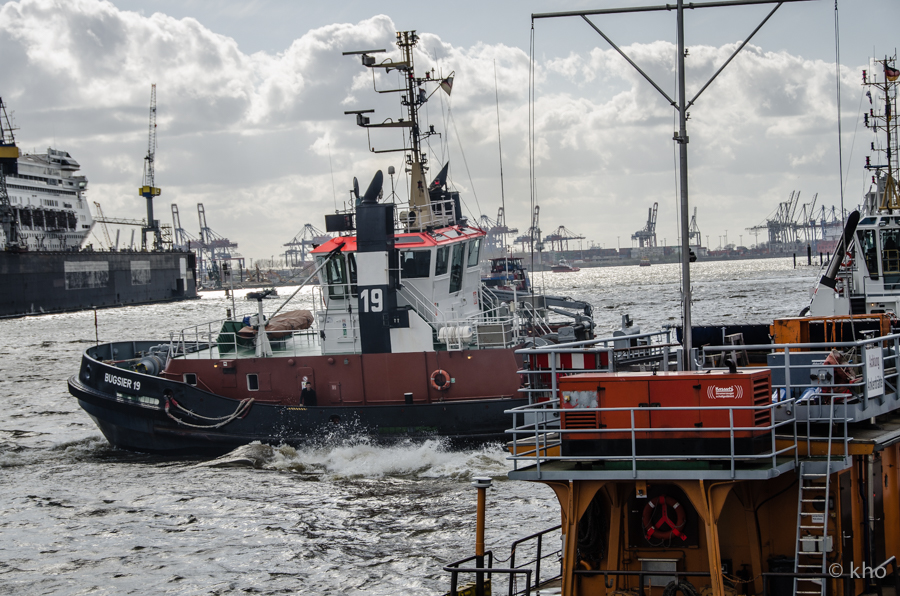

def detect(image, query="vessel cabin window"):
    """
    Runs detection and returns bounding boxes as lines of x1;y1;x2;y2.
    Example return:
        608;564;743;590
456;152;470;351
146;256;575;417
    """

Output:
435;246;450;276
317;255;355;299
347;253;358;296
400;249;431;278
247;374;259;391
882;229;900;286
467;238;482;268
859;229;878;278
449;243;465;294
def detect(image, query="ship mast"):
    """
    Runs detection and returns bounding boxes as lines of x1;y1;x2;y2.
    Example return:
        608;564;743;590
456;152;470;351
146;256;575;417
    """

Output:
532;0;814;369
0;97;20;250
343;31;452;232
864;55;900;213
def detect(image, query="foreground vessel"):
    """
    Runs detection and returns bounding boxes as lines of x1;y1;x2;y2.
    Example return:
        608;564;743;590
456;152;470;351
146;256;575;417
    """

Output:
0;93;197;317
440;9;900;596
67;30;596;454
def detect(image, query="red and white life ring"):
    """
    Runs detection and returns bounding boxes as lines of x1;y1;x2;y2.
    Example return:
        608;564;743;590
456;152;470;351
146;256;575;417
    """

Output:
642;495;687;542
430;369;451;391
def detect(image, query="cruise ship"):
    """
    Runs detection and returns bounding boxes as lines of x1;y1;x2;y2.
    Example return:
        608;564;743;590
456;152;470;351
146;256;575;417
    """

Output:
2;147;94;250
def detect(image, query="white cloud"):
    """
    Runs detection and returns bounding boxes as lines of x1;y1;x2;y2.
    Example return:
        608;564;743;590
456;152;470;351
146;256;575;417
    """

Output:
0;0;874;258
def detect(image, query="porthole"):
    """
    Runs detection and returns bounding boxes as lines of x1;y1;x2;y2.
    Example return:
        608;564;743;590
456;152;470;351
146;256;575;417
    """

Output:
184;373;197;386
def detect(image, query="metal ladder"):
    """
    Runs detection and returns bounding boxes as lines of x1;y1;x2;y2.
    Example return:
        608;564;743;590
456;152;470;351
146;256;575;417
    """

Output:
793;460;832;595
793;398;842;595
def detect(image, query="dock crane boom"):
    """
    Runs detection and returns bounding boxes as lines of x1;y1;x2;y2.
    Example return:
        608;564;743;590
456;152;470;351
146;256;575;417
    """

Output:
0;97;20;249
139;84;161;251
92;201;113;249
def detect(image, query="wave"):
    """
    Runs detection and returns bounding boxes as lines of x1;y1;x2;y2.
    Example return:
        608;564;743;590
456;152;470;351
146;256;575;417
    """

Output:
196;438;511;480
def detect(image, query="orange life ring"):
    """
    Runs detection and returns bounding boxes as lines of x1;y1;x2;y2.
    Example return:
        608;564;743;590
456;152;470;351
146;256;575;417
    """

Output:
430;369;451;391
641;495;687;542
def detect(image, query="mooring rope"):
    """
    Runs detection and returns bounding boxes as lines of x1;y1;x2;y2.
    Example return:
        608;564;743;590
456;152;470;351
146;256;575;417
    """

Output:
164;397;254;429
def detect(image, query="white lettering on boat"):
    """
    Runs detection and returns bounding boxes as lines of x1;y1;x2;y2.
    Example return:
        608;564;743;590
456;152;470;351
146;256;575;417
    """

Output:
104;372;141;391
707;385;743;399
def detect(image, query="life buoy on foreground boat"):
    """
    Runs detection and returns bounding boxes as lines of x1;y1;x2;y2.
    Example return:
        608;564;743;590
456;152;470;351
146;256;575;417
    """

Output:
642;495;687;542
430;369;451;391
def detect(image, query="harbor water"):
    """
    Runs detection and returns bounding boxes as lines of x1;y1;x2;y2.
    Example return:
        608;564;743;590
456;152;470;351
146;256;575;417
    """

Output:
0;258;814;595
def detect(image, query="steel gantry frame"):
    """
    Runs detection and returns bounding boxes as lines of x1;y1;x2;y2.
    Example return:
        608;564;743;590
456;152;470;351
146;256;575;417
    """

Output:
532;0;816;369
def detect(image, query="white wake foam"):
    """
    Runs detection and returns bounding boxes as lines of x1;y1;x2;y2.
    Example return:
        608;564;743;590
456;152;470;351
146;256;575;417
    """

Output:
200;439;511;480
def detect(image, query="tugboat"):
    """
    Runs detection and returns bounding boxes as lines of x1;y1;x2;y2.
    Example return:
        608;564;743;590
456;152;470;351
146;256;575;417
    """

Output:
482;256;531;293
67;30;595;455
551;259;580;273
801;58;900;320
440;9;900;596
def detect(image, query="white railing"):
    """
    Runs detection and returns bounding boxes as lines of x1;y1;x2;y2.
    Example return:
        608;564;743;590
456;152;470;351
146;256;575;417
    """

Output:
398;280;525;350
506;399;798;479
169;312;324;359
700;333;900;424
516;330;681;404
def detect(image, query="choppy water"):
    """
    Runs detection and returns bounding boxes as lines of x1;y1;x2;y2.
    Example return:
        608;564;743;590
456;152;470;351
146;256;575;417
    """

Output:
0;257;816;595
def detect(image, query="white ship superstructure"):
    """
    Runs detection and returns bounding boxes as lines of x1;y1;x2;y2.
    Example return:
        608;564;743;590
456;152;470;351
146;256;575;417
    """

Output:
2;148;93;250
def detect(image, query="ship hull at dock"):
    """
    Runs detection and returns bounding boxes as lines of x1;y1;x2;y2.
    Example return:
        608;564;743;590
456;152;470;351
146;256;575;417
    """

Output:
0;250;198;317
67;340;526;455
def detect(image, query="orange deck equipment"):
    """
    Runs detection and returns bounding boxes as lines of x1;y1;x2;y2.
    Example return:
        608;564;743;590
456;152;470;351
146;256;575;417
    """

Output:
557;370;772;457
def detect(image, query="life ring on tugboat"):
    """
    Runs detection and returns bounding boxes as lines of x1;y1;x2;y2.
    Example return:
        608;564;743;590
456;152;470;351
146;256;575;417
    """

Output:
642;495;687;542
842;249;854;269
430;369;451;391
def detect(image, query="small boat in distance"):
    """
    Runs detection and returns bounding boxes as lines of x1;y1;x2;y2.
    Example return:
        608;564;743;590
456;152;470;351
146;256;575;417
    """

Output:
245;287;278;300
551;259;580;273
481;256;531;292
639;256;651;267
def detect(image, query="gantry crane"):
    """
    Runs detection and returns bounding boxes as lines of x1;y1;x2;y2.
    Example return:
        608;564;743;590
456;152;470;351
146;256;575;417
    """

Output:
544;226;585;252
688;207;702;247
478;206;519;257
632;202;658;248
139;84;161;251
197;203;241;286
283;223;331;267
171;204;199;251
514;206;542;253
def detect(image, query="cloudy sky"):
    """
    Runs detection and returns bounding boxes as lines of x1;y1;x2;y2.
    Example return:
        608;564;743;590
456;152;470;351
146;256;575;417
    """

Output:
1;0;896;259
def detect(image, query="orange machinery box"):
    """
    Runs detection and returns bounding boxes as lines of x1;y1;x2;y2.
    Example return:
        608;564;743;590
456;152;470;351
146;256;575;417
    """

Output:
557;370;772;457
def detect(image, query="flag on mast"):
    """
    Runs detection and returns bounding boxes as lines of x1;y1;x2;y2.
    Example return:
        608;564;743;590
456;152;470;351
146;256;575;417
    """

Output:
440;74;454;96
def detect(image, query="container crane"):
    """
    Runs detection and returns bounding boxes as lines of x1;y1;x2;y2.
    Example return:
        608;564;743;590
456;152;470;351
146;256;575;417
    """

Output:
543;226;585;252
139;84;161;251
631;202;658;248
688;207;702;247
515;206;542;253
478;206;519;257
283;223;331;267
171;204;199;251
197;203;241;286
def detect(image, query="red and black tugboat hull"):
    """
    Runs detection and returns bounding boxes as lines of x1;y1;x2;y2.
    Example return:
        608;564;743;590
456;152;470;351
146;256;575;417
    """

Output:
68;341;526;455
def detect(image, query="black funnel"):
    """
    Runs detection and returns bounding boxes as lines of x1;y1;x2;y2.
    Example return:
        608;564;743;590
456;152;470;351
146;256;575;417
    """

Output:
362;170;383;204
429;163;449;199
